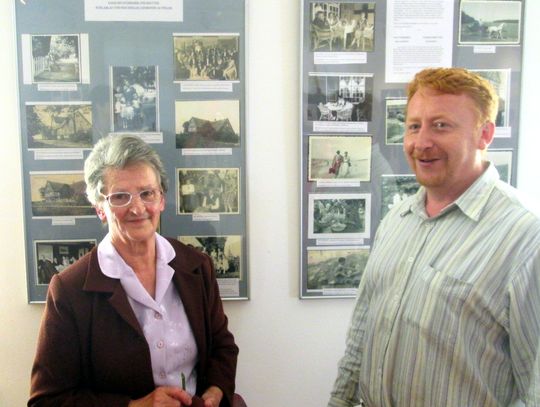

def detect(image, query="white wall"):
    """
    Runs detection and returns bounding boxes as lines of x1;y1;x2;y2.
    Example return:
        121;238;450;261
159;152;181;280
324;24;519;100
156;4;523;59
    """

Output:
0;1;538;406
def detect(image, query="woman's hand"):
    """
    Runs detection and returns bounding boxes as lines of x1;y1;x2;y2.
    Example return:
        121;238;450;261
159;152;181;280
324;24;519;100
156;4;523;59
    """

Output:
128;386;192;406
201;386;223;407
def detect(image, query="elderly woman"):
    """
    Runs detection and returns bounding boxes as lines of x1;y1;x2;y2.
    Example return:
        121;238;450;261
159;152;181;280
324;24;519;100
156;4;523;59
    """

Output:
29;135;238;407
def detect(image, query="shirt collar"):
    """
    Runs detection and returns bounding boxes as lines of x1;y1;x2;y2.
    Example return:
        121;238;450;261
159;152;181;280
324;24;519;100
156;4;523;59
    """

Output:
400;162;500;222
98;233;177;306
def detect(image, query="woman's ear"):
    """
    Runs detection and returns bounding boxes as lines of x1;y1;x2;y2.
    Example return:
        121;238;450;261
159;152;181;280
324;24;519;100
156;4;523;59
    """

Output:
95;205;107;223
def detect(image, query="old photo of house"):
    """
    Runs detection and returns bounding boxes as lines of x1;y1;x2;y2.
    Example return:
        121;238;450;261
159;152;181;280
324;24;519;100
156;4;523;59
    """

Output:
25;102;92;149
30;171;94;218
177;168;240;215
178;235;242;279
175;100;240;148
34;239;96;285
31;34;81;83
111;66;158;133
173;34;239;81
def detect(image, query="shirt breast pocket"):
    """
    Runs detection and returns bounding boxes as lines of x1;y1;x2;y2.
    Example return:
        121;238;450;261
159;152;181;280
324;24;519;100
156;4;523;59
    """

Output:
401;266;474;347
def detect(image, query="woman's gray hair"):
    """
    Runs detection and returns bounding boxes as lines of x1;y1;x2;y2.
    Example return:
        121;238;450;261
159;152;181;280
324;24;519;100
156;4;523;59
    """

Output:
84;134;168;205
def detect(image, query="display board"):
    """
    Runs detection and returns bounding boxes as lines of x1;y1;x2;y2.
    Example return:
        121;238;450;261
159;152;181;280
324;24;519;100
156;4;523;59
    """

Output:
15;0;249;302
300;0;524;298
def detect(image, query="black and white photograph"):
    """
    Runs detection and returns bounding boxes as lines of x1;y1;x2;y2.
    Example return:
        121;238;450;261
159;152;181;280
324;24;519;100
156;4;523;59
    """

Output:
30;34;80;83
307;73;373;122
385;98;407;145
459;1;522;45
30;171;94;218
34;239;96;285
487;149;513;184
309;2;375;52
178;235;241;279
177;168;240;215
308;135;372;181
175;100;240;148
111;66;158;133
308;193;371;239
381;174;420;219
471;69;510;128
25;102;92;149
173;34;239;81
307;246;369;292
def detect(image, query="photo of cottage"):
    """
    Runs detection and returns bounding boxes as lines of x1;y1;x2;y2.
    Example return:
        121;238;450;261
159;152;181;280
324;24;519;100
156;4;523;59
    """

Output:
30;171;94;217
175;100;240;148
25;102;92;149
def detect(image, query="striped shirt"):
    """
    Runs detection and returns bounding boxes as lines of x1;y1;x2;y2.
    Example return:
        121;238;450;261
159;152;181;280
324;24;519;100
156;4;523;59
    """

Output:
329;164;540;407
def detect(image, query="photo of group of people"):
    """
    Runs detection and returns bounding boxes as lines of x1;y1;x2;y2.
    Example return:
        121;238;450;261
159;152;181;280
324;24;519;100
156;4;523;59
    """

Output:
35;240;96;285
173;34;239;81
111;66;158;133
307;73;373;122
179;235;241;280
310;2;376;52
177;168;240;215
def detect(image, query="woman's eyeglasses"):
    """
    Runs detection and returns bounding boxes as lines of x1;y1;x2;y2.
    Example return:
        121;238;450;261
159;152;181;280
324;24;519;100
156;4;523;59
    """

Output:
101;188;162;208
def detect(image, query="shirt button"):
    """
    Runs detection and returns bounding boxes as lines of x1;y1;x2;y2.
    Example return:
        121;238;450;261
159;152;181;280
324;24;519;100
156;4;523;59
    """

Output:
407;257;414;262
154;312;162;320
157;340;165;349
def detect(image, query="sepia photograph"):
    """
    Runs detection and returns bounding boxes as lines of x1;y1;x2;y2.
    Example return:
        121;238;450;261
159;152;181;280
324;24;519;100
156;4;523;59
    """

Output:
308;193;371;239
30;171;94;218
385;98;407;145
307;73;373;122
26;102;92;149
307;246;369;292
309;2;375;52
308;135;372;181
111;66;158;133
34;239;96;285
31;34;80;83
487;149;513;184
175;100;240;148
173;34;239;81
177;168;240;215
471;69;510;127
459;1;521;45
178;235;241;279
381;174;420;219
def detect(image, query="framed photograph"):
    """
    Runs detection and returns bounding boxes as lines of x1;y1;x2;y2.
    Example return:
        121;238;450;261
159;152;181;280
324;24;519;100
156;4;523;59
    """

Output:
487;149;513;183
175;100;240;148
308;135;372;181
34;239;96;285
30;34;81;83
305;246;370;297
111;66;158;133
381;174;420;219
25;102;93;149
471;69;510;128
29;171;94;218
385;98;407;145
173;34;240;81
308;193;371;240
177;168;240;215
309;2;375;52
178;235;242;279
459;1;522;45
307;73;373;122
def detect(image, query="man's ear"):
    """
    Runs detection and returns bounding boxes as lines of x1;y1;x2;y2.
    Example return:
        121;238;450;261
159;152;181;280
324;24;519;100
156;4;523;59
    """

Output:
478;121;495;150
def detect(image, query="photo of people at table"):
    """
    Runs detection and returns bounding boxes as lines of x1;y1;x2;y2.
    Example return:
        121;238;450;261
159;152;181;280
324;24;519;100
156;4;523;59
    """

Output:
309;2;375;52
307;73;373;122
